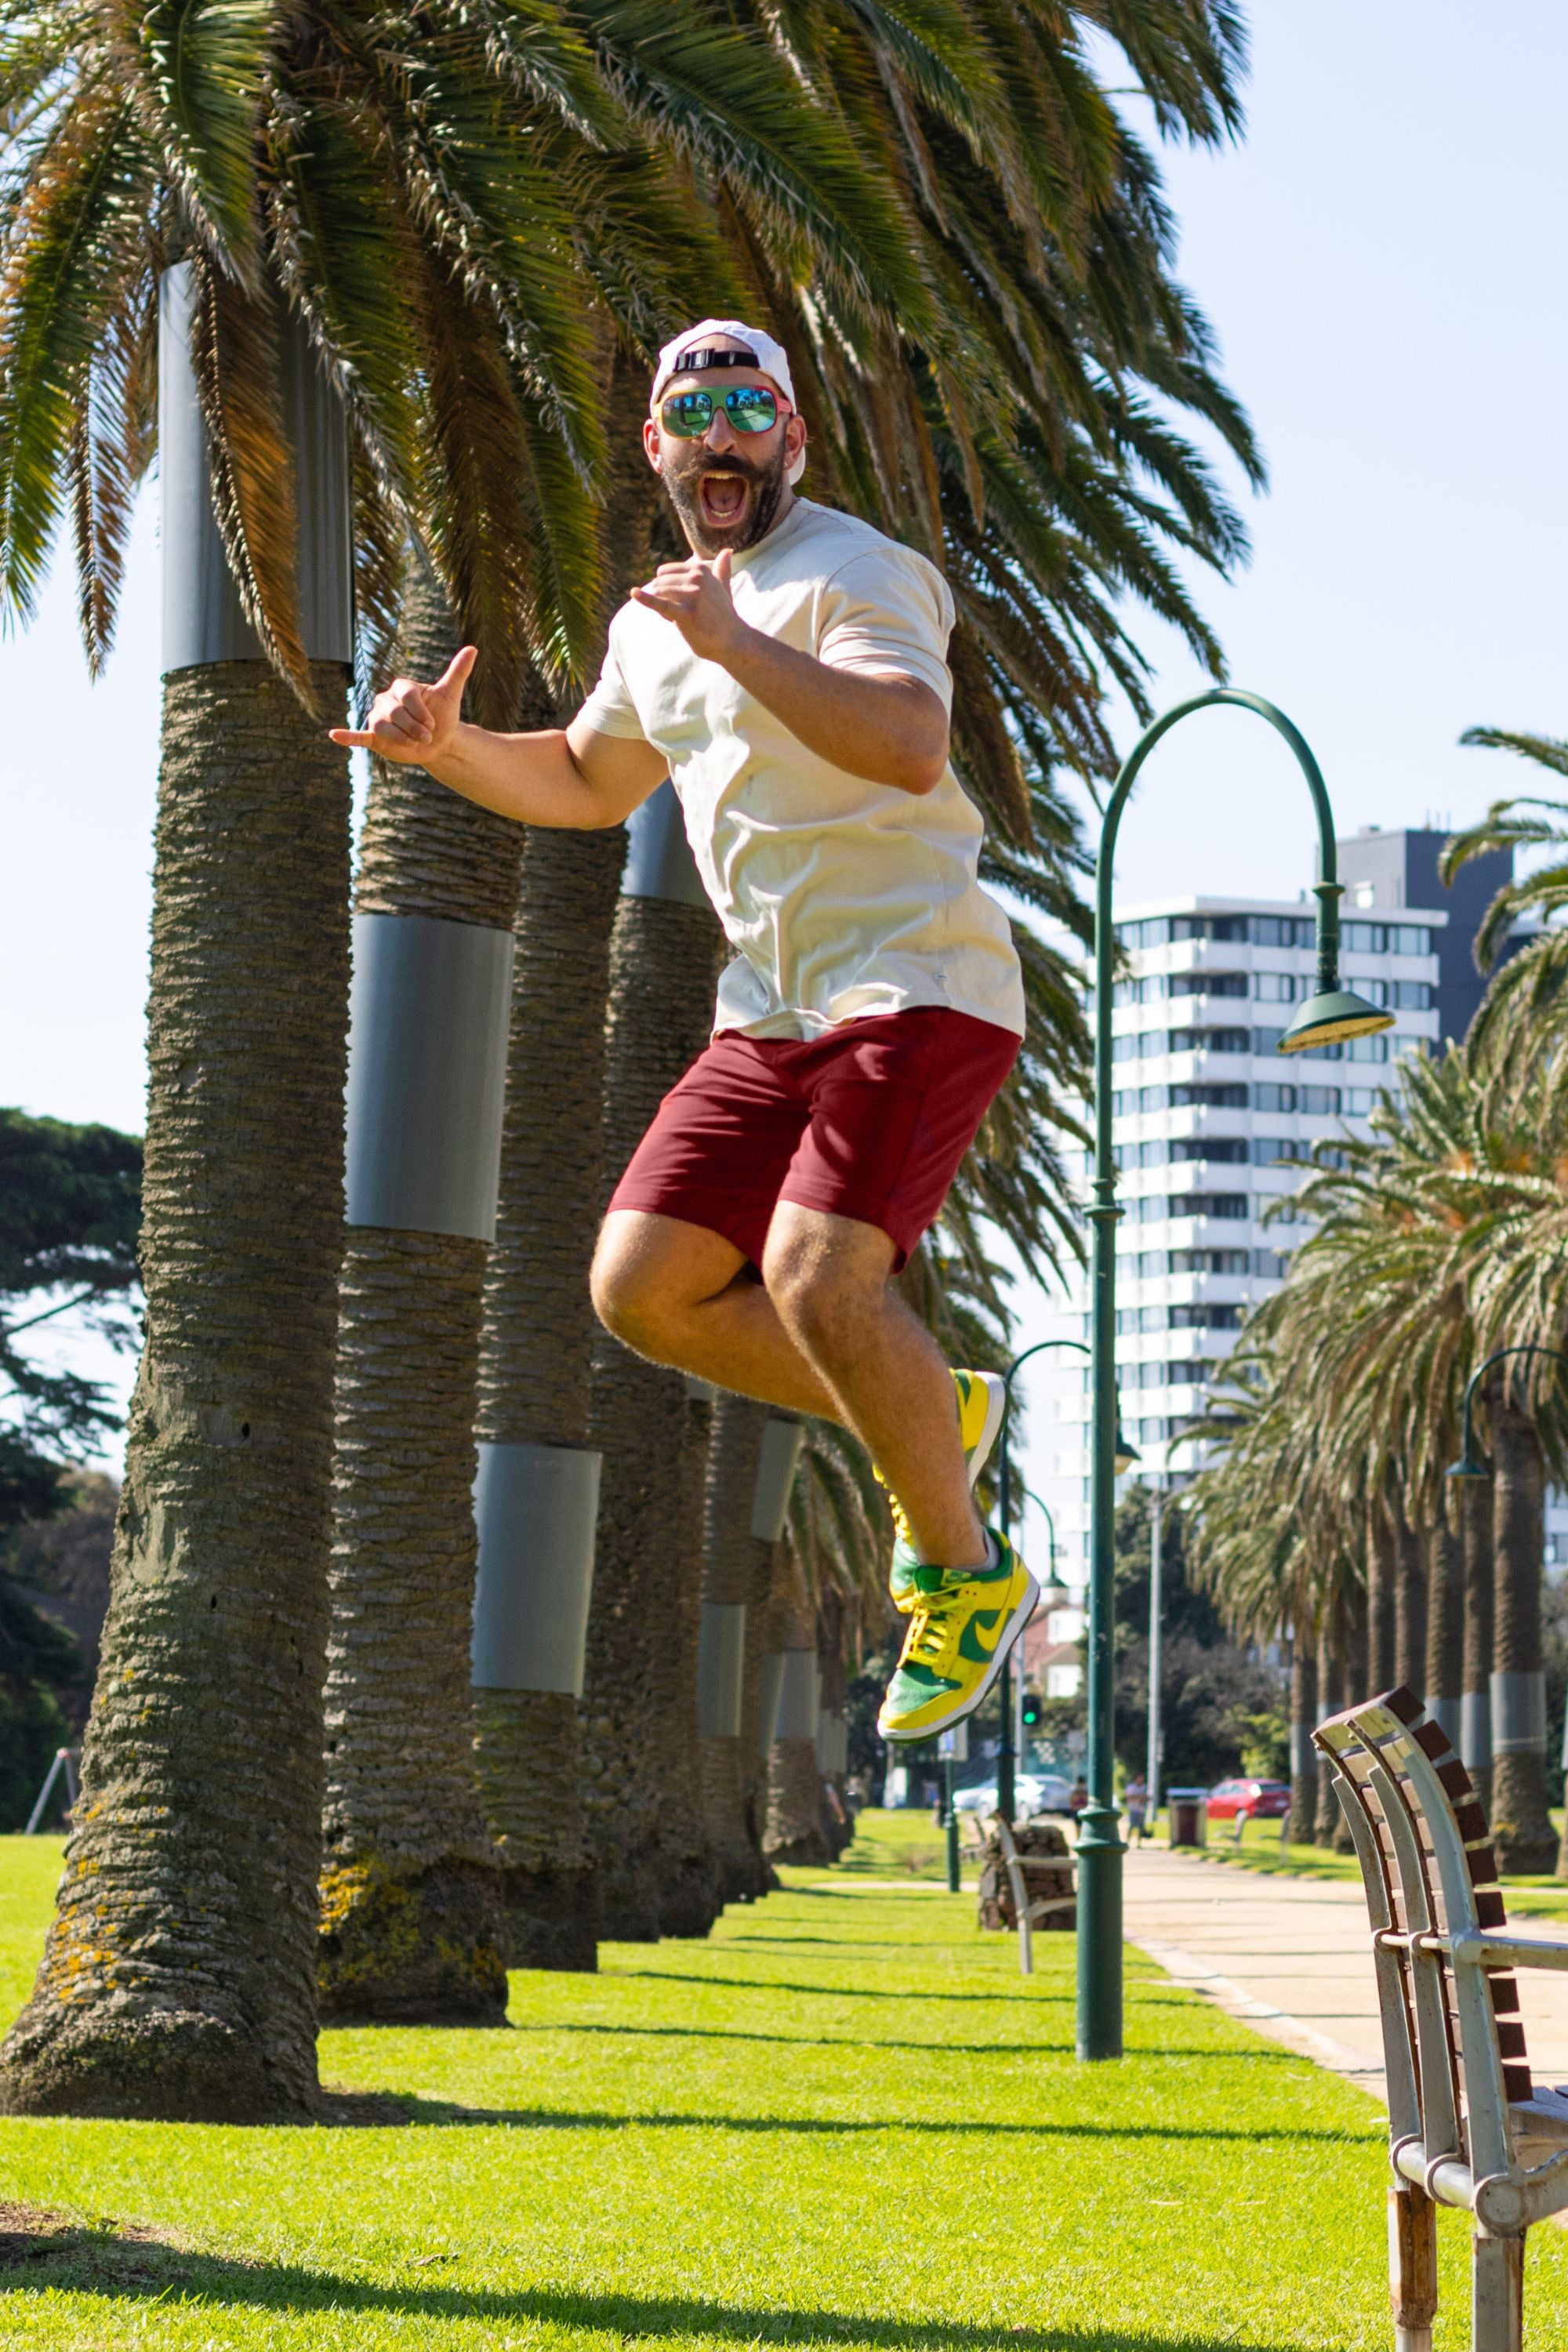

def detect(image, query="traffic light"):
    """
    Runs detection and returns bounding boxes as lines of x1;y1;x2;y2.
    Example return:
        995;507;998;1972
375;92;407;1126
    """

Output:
1021;1688;1043;1729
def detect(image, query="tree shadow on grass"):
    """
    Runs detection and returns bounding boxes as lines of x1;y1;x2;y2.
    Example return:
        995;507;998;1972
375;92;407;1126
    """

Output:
0;2211;1287;2350
510;2020;1305;2062
318;2090;1379;2144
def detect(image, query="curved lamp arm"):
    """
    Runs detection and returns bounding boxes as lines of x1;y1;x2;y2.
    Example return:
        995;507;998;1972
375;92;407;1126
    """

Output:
1447;1345;1568;1479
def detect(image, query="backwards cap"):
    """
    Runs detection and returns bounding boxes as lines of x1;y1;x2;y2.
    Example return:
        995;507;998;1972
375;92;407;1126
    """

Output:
650;318;805;486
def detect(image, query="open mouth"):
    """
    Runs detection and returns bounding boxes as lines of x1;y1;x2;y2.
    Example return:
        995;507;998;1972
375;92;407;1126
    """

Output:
698;471;750;528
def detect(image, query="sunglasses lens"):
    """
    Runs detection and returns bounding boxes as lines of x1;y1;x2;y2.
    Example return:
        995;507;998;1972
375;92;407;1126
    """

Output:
725;387;778;432
662;392;713;437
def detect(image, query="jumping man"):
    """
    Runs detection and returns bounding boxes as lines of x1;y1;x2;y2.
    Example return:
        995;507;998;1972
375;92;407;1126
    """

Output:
332;318;1036;1742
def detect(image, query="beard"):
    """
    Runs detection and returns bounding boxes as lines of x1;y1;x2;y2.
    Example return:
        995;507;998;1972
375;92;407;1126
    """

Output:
661;437;789;556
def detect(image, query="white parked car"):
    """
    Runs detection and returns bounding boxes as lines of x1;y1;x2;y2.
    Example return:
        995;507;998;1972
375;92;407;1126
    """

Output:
952;1773;1072;1820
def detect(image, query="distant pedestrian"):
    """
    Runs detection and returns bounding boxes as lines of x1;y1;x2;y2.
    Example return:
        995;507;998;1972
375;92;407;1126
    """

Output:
1124;1776;1150;1843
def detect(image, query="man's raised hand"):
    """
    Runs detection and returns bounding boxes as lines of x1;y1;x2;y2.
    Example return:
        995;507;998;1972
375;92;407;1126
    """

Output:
630;549;749;664
328;644;477;761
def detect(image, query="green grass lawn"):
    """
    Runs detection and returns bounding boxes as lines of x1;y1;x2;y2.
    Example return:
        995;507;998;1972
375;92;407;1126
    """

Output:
1174;1810;1568;1918
3;1824;1566;2348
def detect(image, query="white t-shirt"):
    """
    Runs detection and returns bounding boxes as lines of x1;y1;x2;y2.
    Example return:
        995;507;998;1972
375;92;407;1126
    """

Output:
578;498;1025;1041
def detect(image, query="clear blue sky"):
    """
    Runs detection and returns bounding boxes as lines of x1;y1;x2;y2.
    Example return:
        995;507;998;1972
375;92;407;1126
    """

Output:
5;4;1567;1462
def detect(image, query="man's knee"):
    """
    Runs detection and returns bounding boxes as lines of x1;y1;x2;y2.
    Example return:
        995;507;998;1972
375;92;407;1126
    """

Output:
589;1227;664;1350
761;1214;889;1351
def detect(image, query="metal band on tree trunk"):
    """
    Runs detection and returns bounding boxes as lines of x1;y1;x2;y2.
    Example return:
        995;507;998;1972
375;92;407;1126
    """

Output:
345;913;514;1240
816;1707;847;1777
698;1602;747;1739
1461;1689;1493;1777
771;1649;818;1743
470;1442;601;1695
752;1417;804;1543
622;781;710;907
1425;1695;1461;1748
1490;1670;1547;1756
159;263;352;673
1288;1720;1312;1785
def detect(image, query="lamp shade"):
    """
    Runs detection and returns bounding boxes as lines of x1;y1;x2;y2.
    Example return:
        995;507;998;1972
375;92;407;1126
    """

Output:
1113;1424;1140;1475
1277;989;1394;1057
1446;1446;1490;1482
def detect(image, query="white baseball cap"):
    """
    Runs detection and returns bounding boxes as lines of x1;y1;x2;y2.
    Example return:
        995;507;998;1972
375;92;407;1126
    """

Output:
650;318;806;485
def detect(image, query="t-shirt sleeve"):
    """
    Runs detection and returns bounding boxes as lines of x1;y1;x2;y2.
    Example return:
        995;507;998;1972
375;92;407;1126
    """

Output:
575;625;648;741
815;548;955;713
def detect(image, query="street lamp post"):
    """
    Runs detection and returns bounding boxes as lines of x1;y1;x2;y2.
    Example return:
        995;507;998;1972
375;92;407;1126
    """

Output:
1146;1484;1163;1829
1080;688;1392;2063
995;1341;1137;1824
996;1339;1088;1824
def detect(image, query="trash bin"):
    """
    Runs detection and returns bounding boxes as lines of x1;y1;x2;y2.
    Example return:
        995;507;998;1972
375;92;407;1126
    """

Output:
1168;1787;1209;1849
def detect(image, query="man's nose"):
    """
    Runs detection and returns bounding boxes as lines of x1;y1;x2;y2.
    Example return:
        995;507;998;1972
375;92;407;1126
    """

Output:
705;408;739;452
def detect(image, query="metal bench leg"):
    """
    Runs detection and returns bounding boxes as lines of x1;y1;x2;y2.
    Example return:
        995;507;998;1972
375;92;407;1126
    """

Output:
1388;2185;1436;2352
1472;2229;1523;2352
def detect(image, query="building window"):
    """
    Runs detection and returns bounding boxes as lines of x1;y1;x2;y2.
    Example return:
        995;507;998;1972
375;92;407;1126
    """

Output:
1251;915;1316;949
1047;1664;1083;1699
1343;920;1432;956
1300;1086;1341;1115
1171;1083;1248;1109
1254;972;1298;1003
1170;971;1248;999
1170;1137;1248;1164
1169;1248;1250;1275
1345;1033;1389;1062
1168;1192;1248;1221
1254;1249;1291;1279
1170;1302;1244;1330
1169;1026;1250;1055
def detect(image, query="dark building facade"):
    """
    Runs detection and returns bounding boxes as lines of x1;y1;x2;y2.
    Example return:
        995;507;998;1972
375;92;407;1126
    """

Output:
1335;826;1515;1047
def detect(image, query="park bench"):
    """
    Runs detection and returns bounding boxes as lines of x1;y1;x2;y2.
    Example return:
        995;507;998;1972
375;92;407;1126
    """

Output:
1313;1686;1568;2351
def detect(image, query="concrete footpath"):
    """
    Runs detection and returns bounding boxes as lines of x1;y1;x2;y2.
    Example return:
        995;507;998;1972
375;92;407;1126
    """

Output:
1120;1845;1568;2100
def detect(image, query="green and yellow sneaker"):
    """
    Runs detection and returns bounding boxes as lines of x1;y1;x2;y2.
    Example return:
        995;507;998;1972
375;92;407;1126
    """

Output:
879;1368;1007;1613
877;1530;1038;1744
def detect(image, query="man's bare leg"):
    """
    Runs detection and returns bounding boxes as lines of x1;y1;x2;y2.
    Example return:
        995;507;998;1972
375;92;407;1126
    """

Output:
592;1210;844;1419
590;1204;985;1569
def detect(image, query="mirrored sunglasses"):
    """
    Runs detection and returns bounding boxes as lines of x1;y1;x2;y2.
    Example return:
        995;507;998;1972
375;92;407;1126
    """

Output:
659;386;783;437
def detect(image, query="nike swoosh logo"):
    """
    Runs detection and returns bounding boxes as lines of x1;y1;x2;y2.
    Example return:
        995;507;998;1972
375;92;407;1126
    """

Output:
966;1610;1004;1657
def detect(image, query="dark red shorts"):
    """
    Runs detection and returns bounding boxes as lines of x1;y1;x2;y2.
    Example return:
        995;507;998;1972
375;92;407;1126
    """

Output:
608;1007;1020;1272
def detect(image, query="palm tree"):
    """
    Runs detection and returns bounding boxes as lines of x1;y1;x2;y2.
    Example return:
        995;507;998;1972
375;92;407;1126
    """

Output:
0;0;933;2092
584;874;724;1937
0;14;369;2119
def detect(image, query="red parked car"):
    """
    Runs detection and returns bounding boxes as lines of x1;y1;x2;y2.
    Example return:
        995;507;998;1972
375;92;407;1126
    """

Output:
1206;1777;1290;1821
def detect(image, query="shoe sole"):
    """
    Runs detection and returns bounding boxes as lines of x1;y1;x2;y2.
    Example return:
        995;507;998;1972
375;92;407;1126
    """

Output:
879;1570;1040;1744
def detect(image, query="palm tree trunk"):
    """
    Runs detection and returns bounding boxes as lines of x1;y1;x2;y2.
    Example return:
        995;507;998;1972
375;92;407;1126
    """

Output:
1423;1508;1464;1751
471;824;627;1971
470;346;663;1962
584;877;724;1939
318;572;514;2024
1;662;351;2119
1286;1636;1317;1846
1367;1501;1397;1694
763;1547;830;1865
1392;1502;1426;1700
1489;1403;1555;1871
1459;1474;1494;1817
1314;1613;1345;1847
699;1396;774;1903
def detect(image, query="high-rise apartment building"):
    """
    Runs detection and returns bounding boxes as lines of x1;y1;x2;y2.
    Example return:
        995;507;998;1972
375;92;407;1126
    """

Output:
1034;827;1523;1625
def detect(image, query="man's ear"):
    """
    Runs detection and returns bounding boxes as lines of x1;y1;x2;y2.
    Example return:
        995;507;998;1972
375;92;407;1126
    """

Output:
785;412;807;465
641;417;664;474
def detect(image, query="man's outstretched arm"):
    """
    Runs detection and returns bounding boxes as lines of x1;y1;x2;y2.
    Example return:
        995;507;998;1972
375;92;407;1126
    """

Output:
630;550;950;796
329;645;666;829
